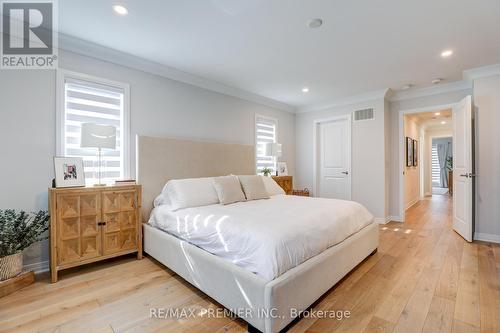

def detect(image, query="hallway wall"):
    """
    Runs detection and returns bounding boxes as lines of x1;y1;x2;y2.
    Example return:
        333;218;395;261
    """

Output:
404;116;421;209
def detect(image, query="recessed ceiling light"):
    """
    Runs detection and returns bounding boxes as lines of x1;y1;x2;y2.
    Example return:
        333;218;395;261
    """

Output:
435;112;441;116
432;78;442;84
302;87;310;93
441;121;446;124
307;18;323;29
441;50;453;58
113;4;128;15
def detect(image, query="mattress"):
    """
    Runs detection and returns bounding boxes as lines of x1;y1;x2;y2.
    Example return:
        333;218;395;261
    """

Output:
148;194;374;281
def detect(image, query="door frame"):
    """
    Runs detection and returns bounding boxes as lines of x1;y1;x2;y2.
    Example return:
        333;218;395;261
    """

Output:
397;103;456;222
312;114;352;199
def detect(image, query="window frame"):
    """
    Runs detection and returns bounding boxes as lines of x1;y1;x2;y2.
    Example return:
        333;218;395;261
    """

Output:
254;113;279;174
56;69;131;181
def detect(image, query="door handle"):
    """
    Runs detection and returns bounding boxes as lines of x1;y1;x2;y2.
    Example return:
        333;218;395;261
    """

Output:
342;171;349;175
468;173;476;177
459;174;469;178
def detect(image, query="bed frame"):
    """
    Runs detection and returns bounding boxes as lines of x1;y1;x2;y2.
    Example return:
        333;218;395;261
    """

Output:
137;135;379;333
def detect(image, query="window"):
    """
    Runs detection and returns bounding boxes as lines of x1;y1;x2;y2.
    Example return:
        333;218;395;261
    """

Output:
57;71;130;185
431;144;440;185
255;115;278;174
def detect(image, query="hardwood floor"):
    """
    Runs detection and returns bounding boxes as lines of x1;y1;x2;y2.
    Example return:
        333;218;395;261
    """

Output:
1;195;498;333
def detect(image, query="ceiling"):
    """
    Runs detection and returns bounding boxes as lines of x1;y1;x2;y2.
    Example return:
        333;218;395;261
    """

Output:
59;0;500;108
408;109;452;130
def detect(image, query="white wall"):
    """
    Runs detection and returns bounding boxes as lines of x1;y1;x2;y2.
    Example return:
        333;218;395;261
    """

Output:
472;74;500;240
295;98;388;220
0;49;295;268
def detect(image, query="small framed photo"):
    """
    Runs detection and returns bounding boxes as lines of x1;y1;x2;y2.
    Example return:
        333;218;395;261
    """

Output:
277;162;288;176
54;157;86;188
413;139;418;166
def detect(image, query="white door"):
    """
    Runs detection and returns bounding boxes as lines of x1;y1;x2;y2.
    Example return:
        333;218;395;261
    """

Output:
316;117;351;200
453;95;473;242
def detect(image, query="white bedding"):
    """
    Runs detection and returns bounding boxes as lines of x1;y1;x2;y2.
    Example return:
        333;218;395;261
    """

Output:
148;194;374;281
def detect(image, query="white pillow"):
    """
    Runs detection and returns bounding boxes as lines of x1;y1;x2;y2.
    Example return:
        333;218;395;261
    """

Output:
238;175;270;201
162;177;220;211
212;175;246;205
261;176;285;196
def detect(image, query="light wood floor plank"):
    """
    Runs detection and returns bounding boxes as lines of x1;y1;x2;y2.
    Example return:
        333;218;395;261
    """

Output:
453;242;481;329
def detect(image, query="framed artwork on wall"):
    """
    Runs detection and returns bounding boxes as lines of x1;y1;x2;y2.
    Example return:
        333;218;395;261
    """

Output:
406;137;413;167
413;139;418;166
54;157;86;188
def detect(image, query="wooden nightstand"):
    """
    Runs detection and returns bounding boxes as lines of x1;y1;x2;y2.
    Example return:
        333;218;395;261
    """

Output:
272;176;293;194
48;185;142;283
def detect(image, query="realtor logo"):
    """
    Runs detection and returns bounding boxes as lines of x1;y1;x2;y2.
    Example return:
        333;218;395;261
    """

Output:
1;0;58;69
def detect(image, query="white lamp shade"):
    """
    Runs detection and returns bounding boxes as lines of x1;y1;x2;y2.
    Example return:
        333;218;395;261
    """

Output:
80;123;117;149
264;143;282;157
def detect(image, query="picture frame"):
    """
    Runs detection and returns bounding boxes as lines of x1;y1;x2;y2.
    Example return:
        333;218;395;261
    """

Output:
406;137;413;167
412;139;418;166
277;162;288;176
54;157;86;188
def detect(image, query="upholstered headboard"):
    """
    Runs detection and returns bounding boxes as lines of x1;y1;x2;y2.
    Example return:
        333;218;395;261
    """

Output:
136;135;255;221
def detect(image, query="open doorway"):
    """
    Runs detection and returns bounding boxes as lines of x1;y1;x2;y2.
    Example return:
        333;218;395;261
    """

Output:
398;96;474;242
399;106;454;219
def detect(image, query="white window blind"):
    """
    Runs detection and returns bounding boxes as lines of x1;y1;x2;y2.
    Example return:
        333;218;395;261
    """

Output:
61;76;127;185
255;115;277;174
432;144;440;185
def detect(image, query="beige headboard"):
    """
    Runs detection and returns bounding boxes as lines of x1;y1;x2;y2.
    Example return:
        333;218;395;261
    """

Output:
136;135;255;221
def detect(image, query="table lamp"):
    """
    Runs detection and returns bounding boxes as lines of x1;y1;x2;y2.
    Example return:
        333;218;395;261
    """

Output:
80;123;116;186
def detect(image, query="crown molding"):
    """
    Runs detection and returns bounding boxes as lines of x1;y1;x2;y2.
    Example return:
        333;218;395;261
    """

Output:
389;80;472;102
463;64;500;81
296;88;389;113
58;34;295;113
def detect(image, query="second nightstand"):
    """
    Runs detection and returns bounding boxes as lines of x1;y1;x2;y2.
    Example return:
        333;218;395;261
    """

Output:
271;176;293;195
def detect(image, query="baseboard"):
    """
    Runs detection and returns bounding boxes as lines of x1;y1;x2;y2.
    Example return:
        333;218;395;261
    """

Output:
474;232;500;244
374;216;392;224
23;260;49;274
389;215;404;223
405;198;420;211
424;192;432;197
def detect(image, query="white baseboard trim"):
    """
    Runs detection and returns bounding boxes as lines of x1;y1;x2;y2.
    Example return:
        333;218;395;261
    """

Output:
374;216;392;224
405;198;420;211
474;232;500;244
23;260;49;274
390;215;404;223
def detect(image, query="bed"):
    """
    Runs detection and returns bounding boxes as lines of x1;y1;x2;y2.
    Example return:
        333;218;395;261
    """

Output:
137;135;379;333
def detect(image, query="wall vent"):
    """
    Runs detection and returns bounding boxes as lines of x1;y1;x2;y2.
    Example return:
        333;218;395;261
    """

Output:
354;108;374;121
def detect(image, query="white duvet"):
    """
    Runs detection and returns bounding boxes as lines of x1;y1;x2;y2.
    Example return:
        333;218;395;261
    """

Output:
149;195;374;281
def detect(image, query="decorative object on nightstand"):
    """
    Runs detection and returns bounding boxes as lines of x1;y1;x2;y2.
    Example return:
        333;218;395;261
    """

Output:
48;184;142;283
54;157;86;188
261;167;272;177
264;142;282;176
0;210;49;297
277;162;288;176
80;123;117;186
292;188;310;197
272;175;293;195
